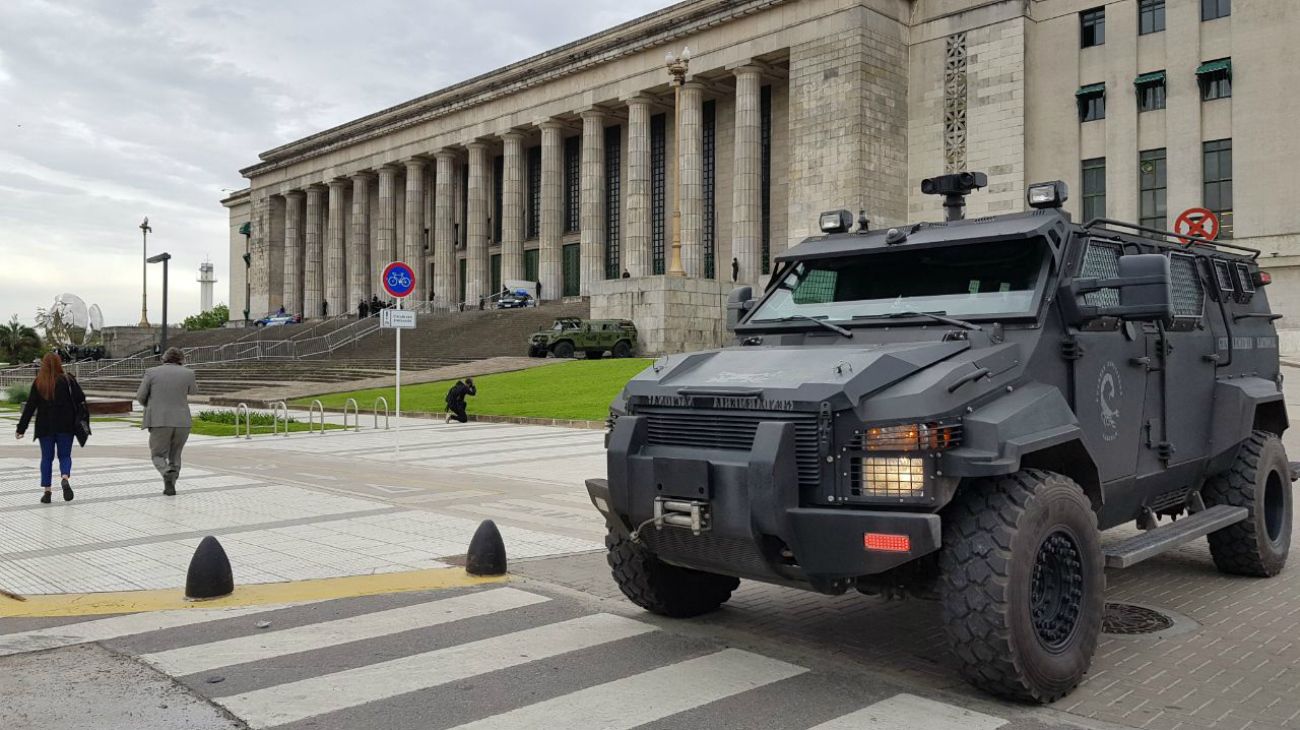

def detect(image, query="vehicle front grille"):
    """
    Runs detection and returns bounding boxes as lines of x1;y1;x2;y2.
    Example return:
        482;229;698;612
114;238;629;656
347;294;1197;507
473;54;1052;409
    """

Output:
638;407;822;489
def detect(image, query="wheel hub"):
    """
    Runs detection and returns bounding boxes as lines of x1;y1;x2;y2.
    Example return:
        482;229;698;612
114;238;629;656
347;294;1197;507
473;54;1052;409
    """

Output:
1029;530;1084;651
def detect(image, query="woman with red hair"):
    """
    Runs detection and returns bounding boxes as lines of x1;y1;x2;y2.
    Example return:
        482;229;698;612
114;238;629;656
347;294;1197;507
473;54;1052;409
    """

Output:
15;353;86;503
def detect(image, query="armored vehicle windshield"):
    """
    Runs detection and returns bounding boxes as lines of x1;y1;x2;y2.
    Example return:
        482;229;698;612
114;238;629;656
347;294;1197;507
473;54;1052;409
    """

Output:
748;237;1050;324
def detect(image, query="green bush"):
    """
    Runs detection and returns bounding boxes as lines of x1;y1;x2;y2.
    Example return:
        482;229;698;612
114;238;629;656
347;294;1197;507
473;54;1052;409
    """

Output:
5;383;30;404
197;408;295;426
183;304;230;332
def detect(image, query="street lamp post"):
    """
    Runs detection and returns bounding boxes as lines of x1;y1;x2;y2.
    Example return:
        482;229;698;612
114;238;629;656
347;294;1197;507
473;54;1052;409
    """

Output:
147;253;171;353
665;46;691;277
139;217;152;326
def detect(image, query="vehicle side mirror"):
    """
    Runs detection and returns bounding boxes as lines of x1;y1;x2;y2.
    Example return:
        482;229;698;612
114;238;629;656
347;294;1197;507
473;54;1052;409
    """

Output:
1061;253;1173;324
726;286;755;332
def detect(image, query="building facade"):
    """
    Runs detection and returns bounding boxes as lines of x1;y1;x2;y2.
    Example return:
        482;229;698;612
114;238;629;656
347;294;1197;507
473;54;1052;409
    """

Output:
224;0;1300;353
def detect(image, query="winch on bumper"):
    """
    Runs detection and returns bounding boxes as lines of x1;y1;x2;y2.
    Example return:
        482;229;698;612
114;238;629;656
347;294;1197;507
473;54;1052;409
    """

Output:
586;411;943;592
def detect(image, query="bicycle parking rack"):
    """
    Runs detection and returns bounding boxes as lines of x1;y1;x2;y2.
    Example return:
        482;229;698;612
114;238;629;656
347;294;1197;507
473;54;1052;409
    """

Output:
271;401;290;437
373;396;390;430
234;402;252;440
308;400;325;436
343;398;359;431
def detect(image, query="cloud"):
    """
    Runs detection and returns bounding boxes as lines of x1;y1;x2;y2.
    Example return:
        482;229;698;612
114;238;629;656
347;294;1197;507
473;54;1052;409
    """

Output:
0;0;671;329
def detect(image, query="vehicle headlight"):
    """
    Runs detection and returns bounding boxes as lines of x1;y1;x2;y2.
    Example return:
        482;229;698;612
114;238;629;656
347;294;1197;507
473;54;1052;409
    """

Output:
859;456;927;498
864;422;960;451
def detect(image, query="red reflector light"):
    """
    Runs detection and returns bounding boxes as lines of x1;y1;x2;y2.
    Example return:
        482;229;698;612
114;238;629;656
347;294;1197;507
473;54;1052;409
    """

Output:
864;533;911;552
1256;271;1272;286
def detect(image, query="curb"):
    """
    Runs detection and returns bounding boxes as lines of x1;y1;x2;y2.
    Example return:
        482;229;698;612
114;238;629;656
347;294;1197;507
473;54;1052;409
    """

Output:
288;405;604;430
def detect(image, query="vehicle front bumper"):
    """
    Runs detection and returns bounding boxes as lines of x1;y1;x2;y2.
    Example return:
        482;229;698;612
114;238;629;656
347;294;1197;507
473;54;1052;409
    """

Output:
587;415;943;590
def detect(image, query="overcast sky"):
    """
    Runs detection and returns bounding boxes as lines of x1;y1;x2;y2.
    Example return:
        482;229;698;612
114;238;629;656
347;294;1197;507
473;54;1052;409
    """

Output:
0;0;670;330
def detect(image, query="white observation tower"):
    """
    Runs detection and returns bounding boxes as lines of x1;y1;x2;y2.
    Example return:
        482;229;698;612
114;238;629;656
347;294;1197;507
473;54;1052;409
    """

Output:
198;260;217;312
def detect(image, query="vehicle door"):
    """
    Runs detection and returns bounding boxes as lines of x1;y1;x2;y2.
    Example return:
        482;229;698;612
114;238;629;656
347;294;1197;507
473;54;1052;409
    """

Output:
1070;238;1149;483
1136;250;1215;479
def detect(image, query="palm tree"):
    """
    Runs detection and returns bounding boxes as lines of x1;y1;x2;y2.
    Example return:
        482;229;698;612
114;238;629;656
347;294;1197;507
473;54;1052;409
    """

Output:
0;315;42;364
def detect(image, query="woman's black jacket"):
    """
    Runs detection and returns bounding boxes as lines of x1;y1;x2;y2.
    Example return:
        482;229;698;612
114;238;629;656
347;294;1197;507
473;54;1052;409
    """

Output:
16;375;86;438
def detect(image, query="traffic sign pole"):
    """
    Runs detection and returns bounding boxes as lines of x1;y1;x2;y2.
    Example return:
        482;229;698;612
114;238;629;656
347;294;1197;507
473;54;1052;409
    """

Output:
395;296;401;458
381;261;416;460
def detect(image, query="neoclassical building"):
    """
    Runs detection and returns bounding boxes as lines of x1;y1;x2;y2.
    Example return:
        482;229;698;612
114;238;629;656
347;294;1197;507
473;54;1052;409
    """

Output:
225;0;1300;353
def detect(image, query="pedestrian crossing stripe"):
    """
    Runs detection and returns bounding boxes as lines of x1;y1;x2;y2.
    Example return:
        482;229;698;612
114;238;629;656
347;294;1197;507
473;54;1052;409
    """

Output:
215;612;657;728
806;693;1007;730
446;648;807;730
140;587;549;676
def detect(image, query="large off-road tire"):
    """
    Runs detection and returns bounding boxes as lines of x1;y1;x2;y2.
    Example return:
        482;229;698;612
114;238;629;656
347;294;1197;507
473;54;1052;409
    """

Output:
606;532;739;618
1203;430;1292;577
551;340;575;358
612;340;633;358
939;469;1105;704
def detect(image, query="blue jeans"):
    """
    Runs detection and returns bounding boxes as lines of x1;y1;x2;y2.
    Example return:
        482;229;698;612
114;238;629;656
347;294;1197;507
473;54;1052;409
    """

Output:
38;433;74;488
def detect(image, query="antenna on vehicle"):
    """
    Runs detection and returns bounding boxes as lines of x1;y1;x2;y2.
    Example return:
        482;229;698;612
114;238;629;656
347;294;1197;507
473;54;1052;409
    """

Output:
920;171;988;222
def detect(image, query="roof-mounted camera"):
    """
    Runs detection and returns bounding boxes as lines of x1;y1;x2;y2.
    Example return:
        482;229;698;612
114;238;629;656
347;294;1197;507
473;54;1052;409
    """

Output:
921;171;988;222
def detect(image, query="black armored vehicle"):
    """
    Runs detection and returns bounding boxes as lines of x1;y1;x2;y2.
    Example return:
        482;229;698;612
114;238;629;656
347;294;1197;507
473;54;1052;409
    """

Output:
585;173;1293;703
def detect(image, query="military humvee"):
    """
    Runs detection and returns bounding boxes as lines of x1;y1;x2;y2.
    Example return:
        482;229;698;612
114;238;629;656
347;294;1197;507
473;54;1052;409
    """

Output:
528;318;638;359
586;172;1294;703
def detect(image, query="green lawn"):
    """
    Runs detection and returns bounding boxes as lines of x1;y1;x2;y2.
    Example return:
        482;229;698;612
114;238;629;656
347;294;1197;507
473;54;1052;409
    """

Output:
294;359;652;422
190;420;346;437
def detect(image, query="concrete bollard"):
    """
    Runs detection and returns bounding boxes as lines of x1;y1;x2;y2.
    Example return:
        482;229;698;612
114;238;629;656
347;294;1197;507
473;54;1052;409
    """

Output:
465;520;507;576
186;535;235;600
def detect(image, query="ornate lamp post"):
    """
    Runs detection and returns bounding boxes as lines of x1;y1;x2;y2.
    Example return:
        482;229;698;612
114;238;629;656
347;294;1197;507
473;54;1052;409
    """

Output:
665;45;691;277
138;217;152;326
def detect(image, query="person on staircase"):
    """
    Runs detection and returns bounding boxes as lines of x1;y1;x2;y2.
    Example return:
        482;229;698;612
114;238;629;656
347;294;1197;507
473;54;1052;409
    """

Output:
445;378;476;424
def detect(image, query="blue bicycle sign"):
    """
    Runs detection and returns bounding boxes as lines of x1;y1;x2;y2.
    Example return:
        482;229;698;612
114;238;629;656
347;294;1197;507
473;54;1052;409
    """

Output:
382;261;416;298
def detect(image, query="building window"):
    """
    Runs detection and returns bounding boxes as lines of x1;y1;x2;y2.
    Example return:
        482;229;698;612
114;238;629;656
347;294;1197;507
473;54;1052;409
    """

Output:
604;125;622;279
1080;8;1105;48
1135;71;1166;112
527;147;541;240
524;248;539;282
490;253;501;294
1139;0;1165;35
1202;0;1230;21
760;84;772;275
563;136;580;234
1198;58;1232;100
492;155;503;244
1077;84;1105;122
1082;158;1106;221
650;113;666;275
702;100;716;279
1139;148;1167;231
1204;139;1233;238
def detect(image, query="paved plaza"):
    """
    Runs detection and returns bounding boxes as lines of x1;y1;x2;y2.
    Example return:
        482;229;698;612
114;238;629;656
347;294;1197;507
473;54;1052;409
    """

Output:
1;379;1299;729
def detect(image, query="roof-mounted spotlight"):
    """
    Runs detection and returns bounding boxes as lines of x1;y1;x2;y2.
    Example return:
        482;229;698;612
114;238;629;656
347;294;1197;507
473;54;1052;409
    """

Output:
1027;180;1069;209
819;209;853;234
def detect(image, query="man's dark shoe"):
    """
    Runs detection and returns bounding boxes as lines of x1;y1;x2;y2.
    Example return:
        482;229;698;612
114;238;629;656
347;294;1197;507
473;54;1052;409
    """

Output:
40;491;51;504
61;478;74;502
163;477;177;496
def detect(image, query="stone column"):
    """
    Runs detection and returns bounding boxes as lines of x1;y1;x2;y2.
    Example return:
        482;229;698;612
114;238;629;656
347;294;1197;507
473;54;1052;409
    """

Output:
433;150;457;308
678;81;704;277
539;119;564;300
500;131;525;284
465;142;490;306
731;66;763;286
303;186;325;318
579;110;606;294
402;158;426;300
325;179;347;316
375;165;398;287
625;97;652;277
249;192;271;318
282;191;304;315
349;173;371;305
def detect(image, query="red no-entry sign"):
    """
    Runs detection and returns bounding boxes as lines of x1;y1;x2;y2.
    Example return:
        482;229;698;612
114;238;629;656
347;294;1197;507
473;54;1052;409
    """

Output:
1174;208;1220;244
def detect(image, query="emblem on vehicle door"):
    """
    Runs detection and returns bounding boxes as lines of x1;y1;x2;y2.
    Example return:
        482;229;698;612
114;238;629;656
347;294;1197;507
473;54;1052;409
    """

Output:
1095;361;1123;442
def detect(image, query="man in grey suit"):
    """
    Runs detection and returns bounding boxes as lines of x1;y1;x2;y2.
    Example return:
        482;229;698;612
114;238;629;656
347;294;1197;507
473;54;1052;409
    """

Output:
136;347;197;496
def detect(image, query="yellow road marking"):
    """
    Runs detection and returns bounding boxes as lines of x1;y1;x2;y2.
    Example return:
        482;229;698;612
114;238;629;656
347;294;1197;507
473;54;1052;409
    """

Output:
0;568;507;618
